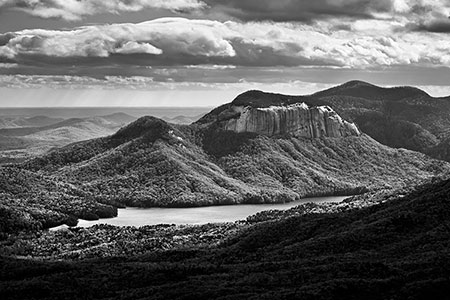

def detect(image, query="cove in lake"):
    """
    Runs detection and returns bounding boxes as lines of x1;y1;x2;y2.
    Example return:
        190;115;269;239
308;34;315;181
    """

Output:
52;196;349;230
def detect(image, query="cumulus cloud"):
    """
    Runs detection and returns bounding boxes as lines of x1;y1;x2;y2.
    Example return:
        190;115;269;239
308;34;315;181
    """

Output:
1;17;450;70
1;0;449;38
0;18;236;62
0;0;205;21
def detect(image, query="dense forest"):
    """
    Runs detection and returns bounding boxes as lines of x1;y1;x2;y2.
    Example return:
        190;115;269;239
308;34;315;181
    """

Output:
1;179;450;299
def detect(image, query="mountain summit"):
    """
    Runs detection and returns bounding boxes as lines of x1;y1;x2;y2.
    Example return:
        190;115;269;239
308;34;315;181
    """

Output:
314;80;431;100
201;102;360;138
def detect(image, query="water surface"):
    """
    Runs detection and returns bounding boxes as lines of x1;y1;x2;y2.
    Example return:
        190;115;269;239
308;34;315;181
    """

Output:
64;196;348;229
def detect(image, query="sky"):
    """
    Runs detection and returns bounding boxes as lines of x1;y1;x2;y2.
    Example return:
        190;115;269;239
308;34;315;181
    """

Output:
1;0;450;107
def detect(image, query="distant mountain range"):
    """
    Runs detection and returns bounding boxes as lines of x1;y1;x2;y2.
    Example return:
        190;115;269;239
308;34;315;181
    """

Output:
161;114;204;125
0;113;137;164
0;115;64;129
2;81;449;233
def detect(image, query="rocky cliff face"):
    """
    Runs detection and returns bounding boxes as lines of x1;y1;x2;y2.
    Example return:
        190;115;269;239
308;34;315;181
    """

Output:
222;103;360;138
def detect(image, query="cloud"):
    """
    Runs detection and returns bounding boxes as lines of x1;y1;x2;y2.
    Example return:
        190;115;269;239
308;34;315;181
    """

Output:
115;41;163;55
200;0;395;22
413;19;450;33
1;17;450;71
0;0;205;21
199;0;450;31
1;0;449;26
0;18;236;62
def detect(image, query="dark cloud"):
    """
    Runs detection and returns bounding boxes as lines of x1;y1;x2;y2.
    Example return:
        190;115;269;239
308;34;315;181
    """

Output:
0;0;440;24
415;18;450;33
202;0;393;22
0;33;16;46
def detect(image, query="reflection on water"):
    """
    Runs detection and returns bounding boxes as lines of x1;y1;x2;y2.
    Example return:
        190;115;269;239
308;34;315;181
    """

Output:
58;196;348;229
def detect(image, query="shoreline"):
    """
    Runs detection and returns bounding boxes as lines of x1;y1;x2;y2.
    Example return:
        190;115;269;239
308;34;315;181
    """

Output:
50;195;354;230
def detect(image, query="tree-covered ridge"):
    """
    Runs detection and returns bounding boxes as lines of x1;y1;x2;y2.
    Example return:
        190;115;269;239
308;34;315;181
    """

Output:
0;166;117;235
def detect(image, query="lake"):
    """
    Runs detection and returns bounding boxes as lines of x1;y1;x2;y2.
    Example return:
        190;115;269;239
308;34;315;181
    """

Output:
51;196;349;230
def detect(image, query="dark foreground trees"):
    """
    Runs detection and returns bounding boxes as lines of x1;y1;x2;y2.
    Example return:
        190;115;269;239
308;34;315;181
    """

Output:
2;179;450;299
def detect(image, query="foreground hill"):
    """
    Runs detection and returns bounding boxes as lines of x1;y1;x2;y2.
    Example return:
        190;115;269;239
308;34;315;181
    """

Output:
2;177;450;299
0;113;137;164
199;81;450;161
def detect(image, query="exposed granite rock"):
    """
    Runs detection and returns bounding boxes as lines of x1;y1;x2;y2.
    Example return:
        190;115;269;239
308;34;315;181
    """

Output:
221;103;360;138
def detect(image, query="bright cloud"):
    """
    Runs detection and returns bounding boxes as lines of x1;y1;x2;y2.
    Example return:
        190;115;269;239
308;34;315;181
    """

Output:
0;18;236;61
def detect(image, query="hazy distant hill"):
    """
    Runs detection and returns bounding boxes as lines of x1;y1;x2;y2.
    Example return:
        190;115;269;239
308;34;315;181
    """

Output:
161;114;204;125
0;113;137;164
0;116;64;129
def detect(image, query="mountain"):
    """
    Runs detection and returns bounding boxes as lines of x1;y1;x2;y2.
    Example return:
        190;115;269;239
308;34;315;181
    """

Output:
0;113;137;164
313;80;431;100
241;81;450;160
0;99;443;232
201;81;450;160
2;177;450;299
22;114;448;207
312;81;450;153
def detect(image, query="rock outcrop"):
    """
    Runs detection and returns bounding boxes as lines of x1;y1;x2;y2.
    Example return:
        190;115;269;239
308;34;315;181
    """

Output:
222;103;360;138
